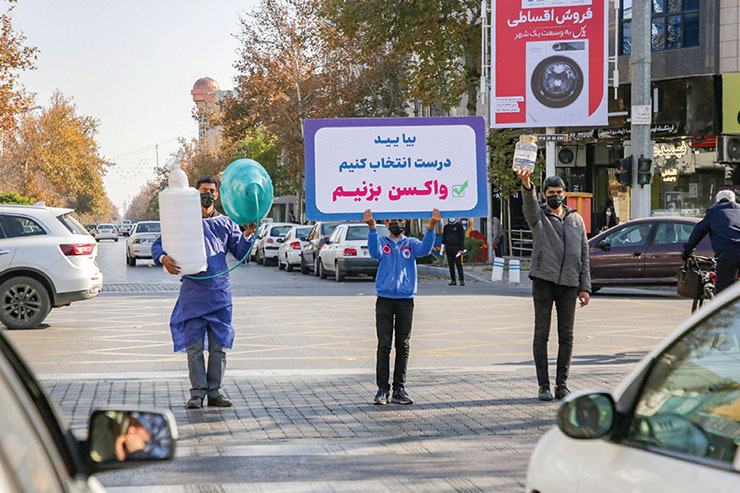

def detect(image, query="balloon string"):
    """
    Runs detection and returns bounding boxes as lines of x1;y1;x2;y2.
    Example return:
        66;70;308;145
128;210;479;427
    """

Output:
184;238;255;280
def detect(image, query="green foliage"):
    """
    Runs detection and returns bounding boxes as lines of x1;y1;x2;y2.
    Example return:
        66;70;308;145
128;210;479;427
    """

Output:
0;191;34;205
231;127;292;197
463;236;484;263
487;131;546;198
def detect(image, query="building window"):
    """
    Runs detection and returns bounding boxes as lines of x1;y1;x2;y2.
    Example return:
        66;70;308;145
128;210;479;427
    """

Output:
620;0;699;55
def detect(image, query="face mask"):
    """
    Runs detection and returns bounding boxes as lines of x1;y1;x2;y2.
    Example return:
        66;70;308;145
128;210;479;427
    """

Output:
200;192;216;208
388;222;404;236
606;210;612;217
449;218;456;223
546;194;563;210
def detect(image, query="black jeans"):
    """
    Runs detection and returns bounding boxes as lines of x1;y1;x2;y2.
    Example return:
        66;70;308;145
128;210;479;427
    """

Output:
715;253;740;294
532;278;579;388
446;248;464;282
376;297;414;391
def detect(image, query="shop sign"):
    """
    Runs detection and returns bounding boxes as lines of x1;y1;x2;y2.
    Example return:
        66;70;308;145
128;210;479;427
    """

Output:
661;169;679;183
654;141;689;159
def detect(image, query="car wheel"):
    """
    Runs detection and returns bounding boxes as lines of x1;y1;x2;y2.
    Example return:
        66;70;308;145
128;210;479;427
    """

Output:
300;256;310;275
257;249;264;265
286;262;294;272
126;251;136;267
314;258;321;277
0;276;52;329
335;262;345;282
278;257;285;270
319;260;328;279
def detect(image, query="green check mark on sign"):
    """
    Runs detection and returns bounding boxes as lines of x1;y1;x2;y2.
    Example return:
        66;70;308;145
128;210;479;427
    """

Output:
452;180;469;197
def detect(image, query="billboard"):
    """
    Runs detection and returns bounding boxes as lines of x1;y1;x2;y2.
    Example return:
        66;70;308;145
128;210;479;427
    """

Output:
304;117;488;221
723;72;740;134
490;0;609;128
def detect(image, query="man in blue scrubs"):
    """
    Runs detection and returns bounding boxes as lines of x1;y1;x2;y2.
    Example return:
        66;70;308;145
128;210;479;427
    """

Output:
152;176;256;409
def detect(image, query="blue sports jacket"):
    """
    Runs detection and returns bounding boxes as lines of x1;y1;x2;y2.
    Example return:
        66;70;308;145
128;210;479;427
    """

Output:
684;201;740;259
368;228;435;299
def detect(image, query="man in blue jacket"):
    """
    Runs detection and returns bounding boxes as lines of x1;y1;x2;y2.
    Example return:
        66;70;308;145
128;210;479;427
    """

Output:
152;176;257;409
364;208;440;405
682;190;740;294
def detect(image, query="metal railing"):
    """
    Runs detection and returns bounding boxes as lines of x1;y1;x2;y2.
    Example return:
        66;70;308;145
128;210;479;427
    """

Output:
509;229;533;257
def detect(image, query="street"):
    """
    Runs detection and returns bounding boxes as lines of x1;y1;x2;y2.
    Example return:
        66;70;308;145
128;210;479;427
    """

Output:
6;240;693;491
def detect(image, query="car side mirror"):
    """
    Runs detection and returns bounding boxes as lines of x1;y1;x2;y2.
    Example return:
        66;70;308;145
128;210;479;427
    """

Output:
277;238;284;244
557;391;615;440
597;240;611;251
299;236;307;242
87;409;178;470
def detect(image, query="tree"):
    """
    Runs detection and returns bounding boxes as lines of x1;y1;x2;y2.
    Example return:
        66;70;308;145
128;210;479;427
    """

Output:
0;191;33;205
125;181;160;223
0;1;38;135
488;131;545;255
0;91;112;216
320;0;482;114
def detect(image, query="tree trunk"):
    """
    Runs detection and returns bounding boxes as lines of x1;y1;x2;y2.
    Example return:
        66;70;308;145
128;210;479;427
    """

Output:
506;198;513;257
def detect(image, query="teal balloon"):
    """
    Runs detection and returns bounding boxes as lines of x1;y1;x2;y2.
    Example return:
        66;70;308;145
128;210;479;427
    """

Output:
220;159;274;225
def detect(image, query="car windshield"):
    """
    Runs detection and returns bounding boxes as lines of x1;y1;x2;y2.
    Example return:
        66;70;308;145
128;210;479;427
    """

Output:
295;227;312;238
346;225;389;240
137;223;161;233
99;224;113;229
321;223;340;236
270;226;292;237
58;213;89;236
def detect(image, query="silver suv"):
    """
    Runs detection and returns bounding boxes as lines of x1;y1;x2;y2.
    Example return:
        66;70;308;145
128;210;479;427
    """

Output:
0;204;103;329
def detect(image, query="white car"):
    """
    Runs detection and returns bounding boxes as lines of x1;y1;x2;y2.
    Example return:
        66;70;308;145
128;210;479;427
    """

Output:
526;284;740;493
0;204;103;329
277;225;313;272
118;220;133;236
95;223;118;241
125;221;161;266
255;222;293;266
317;223;389;281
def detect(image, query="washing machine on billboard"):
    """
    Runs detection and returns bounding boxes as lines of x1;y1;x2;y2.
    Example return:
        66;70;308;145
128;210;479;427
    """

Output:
526;39;588;126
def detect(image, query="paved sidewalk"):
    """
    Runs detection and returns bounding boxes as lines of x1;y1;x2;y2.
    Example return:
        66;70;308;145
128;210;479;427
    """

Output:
43;365;631;491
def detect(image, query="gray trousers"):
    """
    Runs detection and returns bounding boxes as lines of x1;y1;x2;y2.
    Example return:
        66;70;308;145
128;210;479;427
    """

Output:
186;331;226;399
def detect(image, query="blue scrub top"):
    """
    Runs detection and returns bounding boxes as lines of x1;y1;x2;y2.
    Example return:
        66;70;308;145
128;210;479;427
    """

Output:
152;215;253;352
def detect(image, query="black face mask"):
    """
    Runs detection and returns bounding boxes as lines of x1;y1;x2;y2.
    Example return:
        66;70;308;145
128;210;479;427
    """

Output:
200;192;216;208
546;194;563;210
388;221;404;236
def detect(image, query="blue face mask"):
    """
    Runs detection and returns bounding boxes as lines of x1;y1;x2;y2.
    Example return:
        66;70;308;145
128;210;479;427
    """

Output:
449;218;456;223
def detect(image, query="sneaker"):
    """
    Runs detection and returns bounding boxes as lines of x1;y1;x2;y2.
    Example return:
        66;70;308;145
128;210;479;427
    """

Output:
207;395;233;407
555;385;571;400
538;385;553;401
186;396;203;409
391;388;414;405
373;389;389;405
448;281;457;286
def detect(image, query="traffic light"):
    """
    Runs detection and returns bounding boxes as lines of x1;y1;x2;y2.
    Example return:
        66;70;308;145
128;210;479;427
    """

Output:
637;157;653;186
616;156;632;186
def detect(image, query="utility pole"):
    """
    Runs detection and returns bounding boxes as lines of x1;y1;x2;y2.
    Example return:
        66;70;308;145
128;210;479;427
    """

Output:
630;0;652;218
155;144;160;169
545;127;556;177
482;0;493;263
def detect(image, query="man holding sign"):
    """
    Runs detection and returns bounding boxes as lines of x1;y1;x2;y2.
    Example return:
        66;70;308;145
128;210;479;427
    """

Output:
364;208;440;405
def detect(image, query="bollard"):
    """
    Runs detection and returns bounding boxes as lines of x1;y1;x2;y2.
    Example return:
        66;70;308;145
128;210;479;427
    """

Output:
508;259;521;284
491;257;505;282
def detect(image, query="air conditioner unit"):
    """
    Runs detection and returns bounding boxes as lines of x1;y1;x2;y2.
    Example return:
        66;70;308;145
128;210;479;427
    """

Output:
718;135;740;163
556;146;586;167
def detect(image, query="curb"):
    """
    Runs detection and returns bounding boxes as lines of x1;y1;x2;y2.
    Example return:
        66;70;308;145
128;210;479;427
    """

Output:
418;264;532;286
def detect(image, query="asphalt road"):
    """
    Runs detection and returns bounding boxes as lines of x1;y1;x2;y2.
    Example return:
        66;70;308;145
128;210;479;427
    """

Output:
7;238;691;376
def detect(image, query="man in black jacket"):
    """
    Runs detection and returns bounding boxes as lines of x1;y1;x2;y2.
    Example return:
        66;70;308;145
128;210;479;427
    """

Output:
682;190;740;294
442;218;466;286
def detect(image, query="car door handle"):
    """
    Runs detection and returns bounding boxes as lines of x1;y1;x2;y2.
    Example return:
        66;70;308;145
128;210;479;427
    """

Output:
0;249;9;256
633;252;642;257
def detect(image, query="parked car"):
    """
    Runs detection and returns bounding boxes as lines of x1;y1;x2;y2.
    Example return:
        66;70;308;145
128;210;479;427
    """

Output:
0;330;178;491
125;221;161;266
0;204;103;329
318;223;390;281
250;221;274;262
589;217;713;291
94;223;118;242
277;225;313;271
255;222;293;266
300;221;341;276
118;219;133;236
526;282;740;492
84;224;96;234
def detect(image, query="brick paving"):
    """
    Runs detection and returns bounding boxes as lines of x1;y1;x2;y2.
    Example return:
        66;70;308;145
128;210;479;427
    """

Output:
43;365;630;491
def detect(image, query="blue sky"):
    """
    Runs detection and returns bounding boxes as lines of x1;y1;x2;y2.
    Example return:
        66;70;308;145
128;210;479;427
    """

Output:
12;0;258;212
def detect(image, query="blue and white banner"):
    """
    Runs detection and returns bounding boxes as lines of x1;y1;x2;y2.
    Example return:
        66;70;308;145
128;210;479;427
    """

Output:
304;116;488;221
